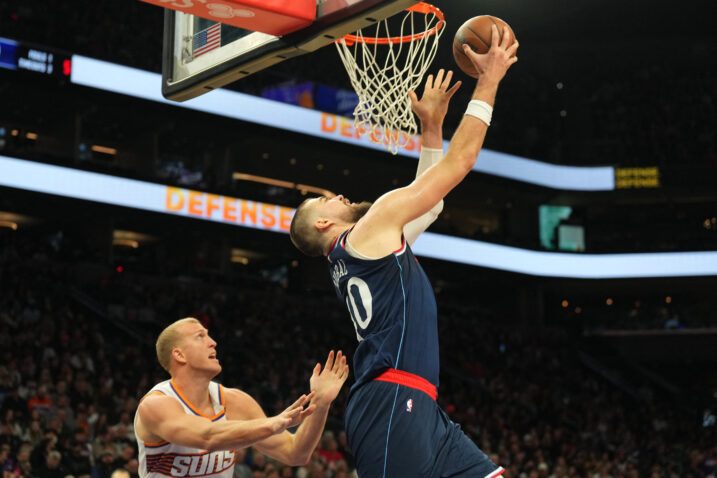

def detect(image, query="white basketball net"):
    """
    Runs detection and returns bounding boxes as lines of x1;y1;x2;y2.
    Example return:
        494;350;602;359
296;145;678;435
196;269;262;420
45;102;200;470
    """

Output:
335;4;445;155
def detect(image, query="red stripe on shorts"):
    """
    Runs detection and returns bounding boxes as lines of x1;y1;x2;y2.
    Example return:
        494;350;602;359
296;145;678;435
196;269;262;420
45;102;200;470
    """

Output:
373;368;437;401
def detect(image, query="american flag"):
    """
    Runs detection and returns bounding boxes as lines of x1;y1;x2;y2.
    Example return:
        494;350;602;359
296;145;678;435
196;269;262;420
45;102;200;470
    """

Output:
193;23;221;58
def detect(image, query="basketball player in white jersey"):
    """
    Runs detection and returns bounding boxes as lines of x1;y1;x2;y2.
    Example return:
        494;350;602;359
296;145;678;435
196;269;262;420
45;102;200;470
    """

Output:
134;318;349;478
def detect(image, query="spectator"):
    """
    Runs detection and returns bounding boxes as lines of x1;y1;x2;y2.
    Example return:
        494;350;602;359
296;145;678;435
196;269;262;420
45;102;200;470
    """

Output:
233;448;252;478
110;469;131;478
111;412;134;441
335;431;354;471
95;449;117;478
36;450;65;478
317;432;344;468
30;435;56;472
0;426;20;461
112;445;135;471
14;443;32;478
64;438;91;478
0;390;25;422
125;458;139;478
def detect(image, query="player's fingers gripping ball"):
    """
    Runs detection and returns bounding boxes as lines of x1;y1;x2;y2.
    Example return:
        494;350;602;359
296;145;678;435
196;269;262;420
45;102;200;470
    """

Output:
453;15;517;78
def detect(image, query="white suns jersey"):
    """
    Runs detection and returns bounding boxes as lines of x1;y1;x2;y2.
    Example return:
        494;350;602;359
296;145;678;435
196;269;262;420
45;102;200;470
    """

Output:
134;379;235;478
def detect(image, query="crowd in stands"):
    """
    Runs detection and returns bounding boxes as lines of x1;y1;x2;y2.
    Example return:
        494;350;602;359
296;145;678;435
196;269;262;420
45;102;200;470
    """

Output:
1;238;716;478
560;297;717;332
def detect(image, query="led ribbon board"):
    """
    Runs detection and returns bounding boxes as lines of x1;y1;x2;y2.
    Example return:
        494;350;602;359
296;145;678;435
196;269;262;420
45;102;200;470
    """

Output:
0;156;293;233
69;55;615;191
2;155;715;278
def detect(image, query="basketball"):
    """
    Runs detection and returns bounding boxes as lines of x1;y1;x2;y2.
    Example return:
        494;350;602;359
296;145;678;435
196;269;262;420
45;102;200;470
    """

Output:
453;15;516;78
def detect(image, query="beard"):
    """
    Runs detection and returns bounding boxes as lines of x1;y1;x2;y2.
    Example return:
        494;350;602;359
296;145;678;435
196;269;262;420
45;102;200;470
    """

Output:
349;201;373;222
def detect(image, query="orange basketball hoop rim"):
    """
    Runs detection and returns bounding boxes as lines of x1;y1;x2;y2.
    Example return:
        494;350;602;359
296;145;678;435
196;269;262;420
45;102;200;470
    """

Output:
340;2;445;46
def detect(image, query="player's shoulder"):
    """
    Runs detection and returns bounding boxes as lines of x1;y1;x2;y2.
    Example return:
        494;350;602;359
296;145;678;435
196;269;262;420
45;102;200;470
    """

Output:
221;386;265;419
137;391;182;417
138;380;176;405
221;386;259;407
348;203;405;258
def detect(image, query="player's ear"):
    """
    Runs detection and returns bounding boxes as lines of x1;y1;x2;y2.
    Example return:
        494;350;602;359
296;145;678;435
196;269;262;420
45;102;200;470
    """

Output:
315;218;333;232
172;347;187;366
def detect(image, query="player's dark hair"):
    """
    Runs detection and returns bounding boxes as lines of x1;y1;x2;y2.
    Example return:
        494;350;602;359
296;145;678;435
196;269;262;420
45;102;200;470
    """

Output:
290;199;325;257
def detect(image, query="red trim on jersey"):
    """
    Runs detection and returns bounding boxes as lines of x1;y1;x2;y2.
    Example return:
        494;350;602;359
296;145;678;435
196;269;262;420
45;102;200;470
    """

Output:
373;368;437;401
341;226;357;251
485;467;506;478
331;235;340;251
393;237;406;254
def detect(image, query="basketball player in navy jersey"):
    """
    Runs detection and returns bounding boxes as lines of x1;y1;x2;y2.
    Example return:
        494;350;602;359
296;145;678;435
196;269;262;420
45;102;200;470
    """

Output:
289;26;517;478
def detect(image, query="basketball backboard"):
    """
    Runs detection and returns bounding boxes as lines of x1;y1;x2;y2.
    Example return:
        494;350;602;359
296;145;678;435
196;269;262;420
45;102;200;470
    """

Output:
162;0;420;102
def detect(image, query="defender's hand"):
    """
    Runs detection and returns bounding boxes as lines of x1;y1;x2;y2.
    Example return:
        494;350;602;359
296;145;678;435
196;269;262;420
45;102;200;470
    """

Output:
409;69;462;128
463;25;519;83
309;350;349;407
268;392;316;434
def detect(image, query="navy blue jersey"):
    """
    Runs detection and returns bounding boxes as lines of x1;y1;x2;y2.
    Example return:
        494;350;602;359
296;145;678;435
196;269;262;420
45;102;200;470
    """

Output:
328;229;439;392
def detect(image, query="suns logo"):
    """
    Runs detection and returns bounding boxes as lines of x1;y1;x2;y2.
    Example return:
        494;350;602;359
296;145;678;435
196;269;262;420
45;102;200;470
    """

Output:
147;450;235;477
406;399;413;413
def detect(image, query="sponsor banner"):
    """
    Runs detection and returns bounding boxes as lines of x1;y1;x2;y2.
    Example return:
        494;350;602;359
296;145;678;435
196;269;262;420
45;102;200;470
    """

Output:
0;156;291;233
69;55;615;191
1;155;716;278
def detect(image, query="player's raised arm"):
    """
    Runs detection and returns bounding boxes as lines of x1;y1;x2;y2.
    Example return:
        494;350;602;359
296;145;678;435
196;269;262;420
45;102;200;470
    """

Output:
350;26;518;256
228;350;349;466
403;69;461;245
135;391;314;452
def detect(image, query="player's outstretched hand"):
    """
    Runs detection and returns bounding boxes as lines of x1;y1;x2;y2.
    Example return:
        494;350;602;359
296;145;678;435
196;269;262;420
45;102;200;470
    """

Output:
462;25;519;83
268;392;316;434
408;69;461;129
309;350;349;406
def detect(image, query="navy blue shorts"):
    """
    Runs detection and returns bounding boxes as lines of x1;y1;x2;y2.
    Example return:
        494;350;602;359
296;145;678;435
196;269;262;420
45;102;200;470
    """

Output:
345;376;504;478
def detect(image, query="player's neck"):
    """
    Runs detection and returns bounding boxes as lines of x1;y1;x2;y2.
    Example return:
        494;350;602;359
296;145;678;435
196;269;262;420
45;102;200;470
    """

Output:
171;374;213;412
326;223;355;255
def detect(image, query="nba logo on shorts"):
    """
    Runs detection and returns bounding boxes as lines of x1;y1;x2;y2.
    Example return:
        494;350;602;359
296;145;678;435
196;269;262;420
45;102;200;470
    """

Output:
406;399;413;413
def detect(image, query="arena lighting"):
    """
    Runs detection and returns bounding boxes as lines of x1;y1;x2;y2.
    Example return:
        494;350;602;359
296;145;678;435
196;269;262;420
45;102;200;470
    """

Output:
4;154;717;279
231;256;250;265
0;211;36;227
232;172;335;197
91;145;117;155
0;221;18;230
113;239;139;248
113;229;154;246
69;55;616;192
230;248;265;263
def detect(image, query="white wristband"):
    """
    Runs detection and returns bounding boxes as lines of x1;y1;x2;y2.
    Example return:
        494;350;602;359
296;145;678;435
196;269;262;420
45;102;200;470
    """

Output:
464;100;493;126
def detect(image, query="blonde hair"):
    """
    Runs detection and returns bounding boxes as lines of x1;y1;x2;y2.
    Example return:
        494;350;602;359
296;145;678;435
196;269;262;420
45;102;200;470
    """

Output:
155;317;200;374
111;470;131;478
290;198;325;257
